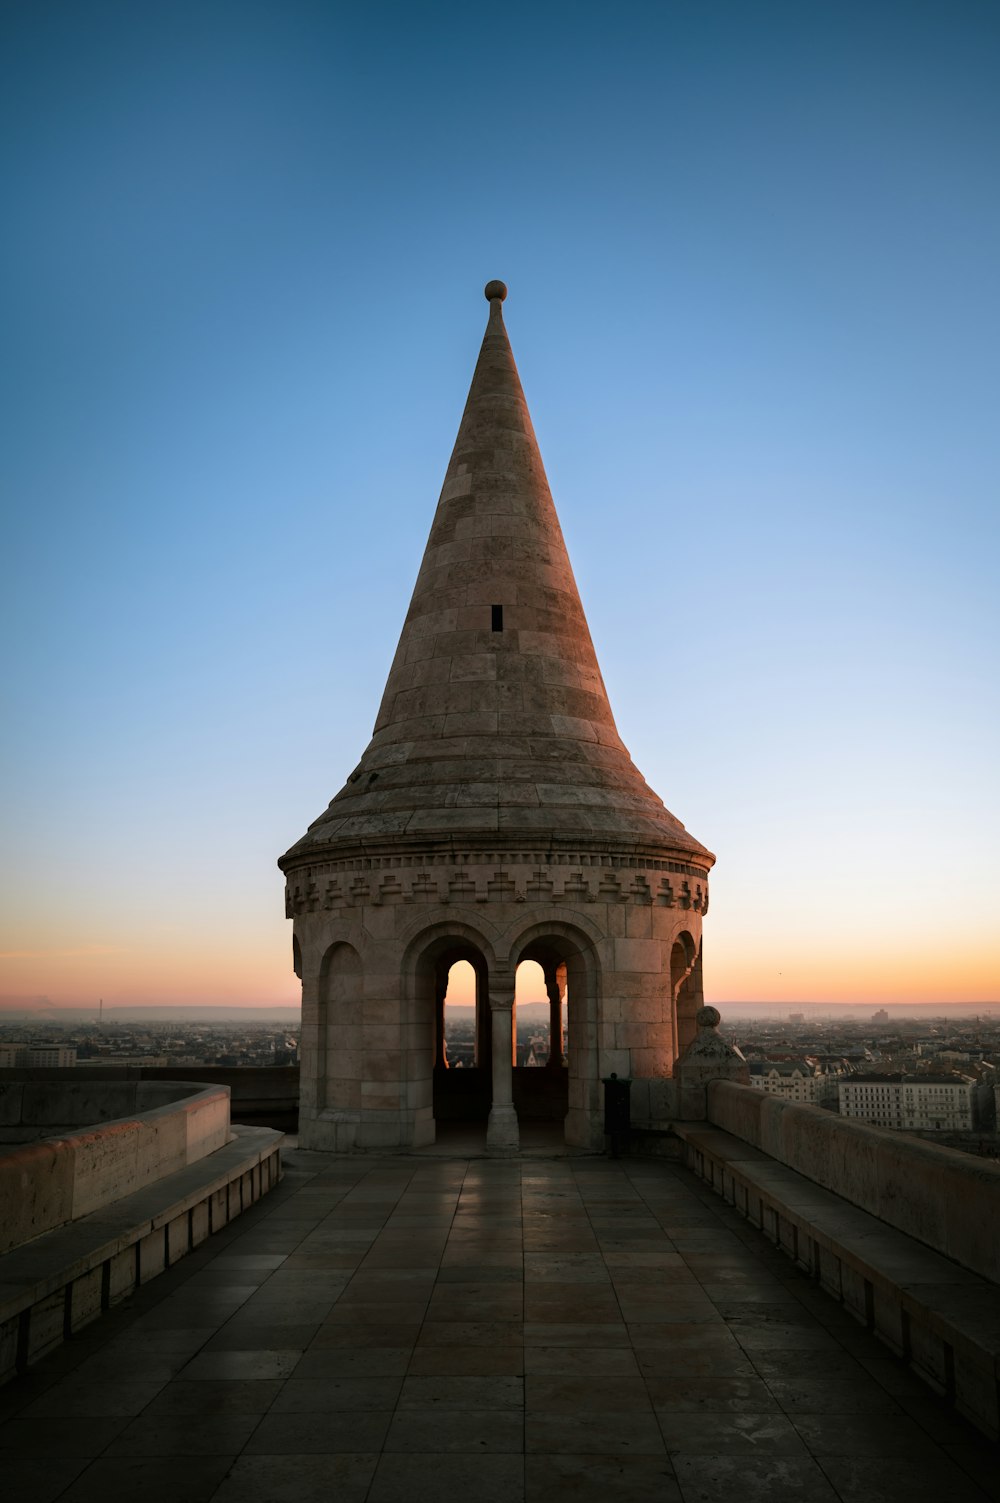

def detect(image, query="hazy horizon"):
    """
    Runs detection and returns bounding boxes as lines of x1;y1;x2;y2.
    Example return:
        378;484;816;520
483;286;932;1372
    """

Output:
2;997;997;1021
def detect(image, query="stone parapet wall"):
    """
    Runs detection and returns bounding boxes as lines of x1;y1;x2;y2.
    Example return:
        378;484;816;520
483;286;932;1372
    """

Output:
707;1080;1000;1284
0;1126;282;1384
0;1079;231;1254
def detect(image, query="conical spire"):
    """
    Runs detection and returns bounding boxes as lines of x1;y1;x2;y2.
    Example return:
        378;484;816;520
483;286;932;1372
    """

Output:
280;283;713;868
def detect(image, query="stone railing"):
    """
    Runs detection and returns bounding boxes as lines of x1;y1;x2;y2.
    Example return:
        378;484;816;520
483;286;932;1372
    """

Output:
705;1078;1000;1284
0;1077;231;1254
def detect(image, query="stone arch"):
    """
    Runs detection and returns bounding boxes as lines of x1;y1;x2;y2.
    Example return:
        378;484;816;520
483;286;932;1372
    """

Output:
401;920;496;1130
316;941;363;1113
671;930;700;1057
508;917;602;1148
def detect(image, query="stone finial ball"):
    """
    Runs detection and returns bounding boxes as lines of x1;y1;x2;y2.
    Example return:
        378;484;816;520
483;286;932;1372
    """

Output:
484;279;508;301
696;1005;721;1029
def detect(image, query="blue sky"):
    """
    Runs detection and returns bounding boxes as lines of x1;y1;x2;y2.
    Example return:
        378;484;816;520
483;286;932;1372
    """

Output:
2;0;998;1006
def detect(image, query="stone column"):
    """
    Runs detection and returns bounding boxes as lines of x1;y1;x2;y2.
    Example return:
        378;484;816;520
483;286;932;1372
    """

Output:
434;973;449;1069
486;979;519;1154
544;961;564;1068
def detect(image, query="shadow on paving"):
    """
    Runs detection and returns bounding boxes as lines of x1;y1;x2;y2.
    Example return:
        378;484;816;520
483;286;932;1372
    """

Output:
1;1150;996;1503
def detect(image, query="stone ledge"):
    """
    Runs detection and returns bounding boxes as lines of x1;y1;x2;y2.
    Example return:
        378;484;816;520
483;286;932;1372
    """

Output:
0;1125;283;1384
673;1121;1000;1441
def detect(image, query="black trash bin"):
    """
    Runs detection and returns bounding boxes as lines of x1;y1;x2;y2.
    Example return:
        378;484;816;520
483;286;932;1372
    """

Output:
602;1072;632;1158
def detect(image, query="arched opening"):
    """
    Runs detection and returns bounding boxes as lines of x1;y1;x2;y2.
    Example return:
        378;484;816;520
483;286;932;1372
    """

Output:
411;937;491;1128
317;941;362;1113
440;958;477;1068
511;926;598;1146
514;960;548;1068
672;932;699;1057
512;954;569;1126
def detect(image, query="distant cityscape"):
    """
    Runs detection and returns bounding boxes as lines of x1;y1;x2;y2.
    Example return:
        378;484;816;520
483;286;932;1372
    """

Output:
2;1004;998;1156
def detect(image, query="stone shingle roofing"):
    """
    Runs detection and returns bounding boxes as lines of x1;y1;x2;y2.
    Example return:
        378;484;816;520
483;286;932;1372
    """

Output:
280;283;714;870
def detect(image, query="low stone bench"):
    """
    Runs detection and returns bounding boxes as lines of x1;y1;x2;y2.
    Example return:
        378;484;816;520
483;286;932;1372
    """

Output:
672;1121;1000;1440
0;1124;282;1384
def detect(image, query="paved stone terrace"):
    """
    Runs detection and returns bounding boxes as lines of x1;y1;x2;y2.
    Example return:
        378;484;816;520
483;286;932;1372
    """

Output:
1;1150;996;1503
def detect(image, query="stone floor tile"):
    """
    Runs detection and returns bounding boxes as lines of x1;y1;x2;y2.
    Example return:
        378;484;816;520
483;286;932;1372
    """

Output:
526;1410;666;1454
657;1412;807;1455
0;1416;129;1455
599;1248;689;1268
21;1377;167;1417
897;1396;991;1444
747;1347;870;1379
523;1258;611;1283
713;1299;815;1324
616;1294;722;1324
0;1456;91;1502
208;1254;294;1271
418;1320;524;1346
646;1375;780;1412
324;1299;430;1323
818;1454;992;1502
627;1322;744;1350
406;1346;527;1376
637;1348;757;1377
58;1454;233;1503
347;1266;439;1286
525;1453;681;1502
609;1265;700;1286
229;1297;338;1323
215;1450;381;1502
385;1406;524;1453
698;1281;801;1304
398;1375;523;1408
205;1323;320;1351
271;1376;402;1411
672;1453;840;1503
310;1322;421;1349
144;1379;282;1414
436;1263;524;1283
98;1326;211;1356
426;1285;524;1320
281;1252;365;1269
57;1349;192;1383
523;1321;630;1346
293;1345;412;1376
105;1412;259;1455
367;1452;524;1503
523;1346;640;1376
727;1321;844;1352
523;1285;622;1322
791;1411;945;1456
767;1377;903;1414
181;1349;302;1381
526;1375;650;1412
246;1409;392;1453
944;1444;1000;1502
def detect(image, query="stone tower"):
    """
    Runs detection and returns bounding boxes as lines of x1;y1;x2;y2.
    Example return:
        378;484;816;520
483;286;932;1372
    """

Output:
279;282;714;1152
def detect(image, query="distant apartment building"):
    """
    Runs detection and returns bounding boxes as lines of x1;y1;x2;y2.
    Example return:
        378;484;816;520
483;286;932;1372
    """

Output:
749;1058;831;1105
872;1009;890;1026
838;1074;974;1132
3;1043;79;1067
